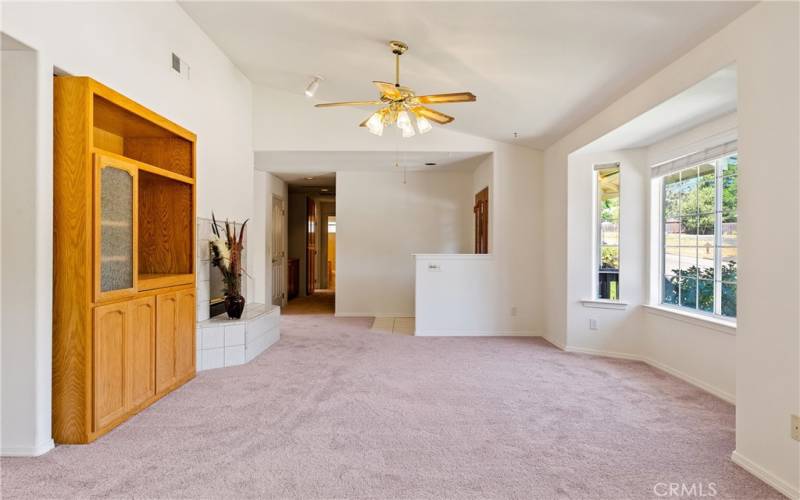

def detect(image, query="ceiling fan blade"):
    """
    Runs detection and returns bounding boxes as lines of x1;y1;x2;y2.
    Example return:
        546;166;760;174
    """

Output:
373;81;402;99
414;106;454;125
315;100;383;108
417;92;476;104
358;115;371;127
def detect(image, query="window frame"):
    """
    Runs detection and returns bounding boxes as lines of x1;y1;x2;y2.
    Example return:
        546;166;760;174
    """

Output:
657;153;737;321
594;163;621;301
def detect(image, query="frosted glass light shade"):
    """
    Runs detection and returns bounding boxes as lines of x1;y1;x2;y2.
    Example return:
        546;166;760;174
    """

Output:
416;115;433;134
396;110;412;130
401;124;416;138
366;112;384;136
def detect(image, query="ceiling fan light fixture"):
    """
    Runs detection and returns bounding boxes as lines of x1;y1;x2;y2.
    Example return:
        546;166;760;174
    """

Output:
401;123;416;138
415;114;433;134
304;75;323;97
396;110;412;130
366;111;384;136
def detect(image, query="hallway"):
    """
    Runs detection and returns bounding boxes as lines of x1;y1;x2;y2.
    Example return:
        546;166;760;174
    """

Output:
282;290;335;315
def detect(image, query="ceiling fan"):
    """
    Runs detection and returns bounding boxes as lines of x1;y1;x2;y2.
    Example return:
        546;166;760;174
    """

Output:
314;41;477;137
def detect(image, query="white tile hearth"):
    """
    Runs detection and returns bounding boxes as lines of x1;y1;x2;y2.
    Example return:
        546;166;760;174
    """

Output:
196;303;280;371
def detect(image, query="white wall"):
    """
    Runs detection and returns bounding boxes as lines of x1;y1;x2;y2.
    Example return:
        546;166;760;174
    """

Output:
336;170;473;317
543;3;799;495
1;45;54;456
565;149;648;357
1;2;254;456
2;2;254;221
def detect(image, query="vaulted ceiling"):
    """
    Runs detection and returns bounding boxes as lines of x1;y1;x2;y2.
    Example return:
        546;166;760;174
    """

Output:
180;1;753;149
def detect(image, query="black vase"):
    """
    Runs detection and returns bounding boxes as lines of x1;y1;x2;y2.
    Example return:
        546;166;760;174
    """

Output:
224;293;245;319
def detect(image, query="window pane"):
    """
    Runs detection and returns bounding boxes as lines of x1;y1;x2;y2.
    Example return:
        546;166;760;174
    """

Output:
598;272;619;300
721;155;738;177
679;247;698;279
721;283;737;317
600;221;619;246
680;277;698;309
698;215;715;249
698;162;716;180
698;279;714;313
664;247;680;276
600;246;619;270
664;220;680;247
680;217;698;246
721;248;737;282
664;173;681;219
698;251;715;280
698;178;716;214
721;220;737;247
663;275;679;305
680;168;700;215
722;174;737;219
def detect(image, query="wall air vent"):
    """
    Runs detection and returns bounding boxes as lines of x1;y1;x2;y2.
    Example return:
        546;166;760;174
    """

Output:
171;52;190;80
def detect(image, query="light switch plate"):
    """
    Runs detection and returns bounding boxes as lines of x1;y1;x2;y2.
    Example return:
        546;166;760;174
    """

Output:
792;414;800;441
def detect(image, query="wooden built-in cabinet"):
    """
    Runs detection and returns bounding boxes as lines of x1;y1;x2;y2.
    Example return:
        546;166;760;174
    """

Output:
53;77;197;443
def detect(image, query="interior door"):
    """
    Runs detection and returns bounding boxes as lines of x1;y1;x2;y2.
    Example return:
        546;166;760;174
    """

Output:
93;302;128;431
474;187;489;254
271;196;285;306
155;292;177;393
175;289;196;381
306;197;317;295
126;296;155;410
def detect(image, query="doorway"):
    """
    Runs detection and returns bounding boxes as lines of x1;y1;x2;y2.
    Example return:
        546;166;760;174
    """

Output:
282;175;336;315
271;195;286;307
474;186;489;254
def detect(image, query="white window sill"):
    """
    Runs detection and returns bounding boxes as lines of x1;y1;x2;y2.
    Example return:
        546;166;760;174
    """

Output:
643;304;736;335
580;299;629;310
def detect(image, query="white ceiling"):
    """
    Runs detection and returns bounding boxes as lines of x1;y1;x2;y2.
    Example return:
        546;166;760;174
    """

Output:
258;150;489;186
180;1;753;149
577;65;737;154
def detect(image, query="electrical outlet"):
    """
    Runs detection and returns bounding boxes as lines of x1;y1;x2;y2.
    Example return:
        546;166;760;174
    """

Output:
510;306;518;317
589;318;598;330
792;414;800;441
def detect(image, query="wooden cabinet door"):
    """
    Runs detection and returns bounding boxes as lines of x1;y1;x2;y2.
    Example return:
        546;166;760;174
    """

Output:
175;289;196;381
155;292;177;393
93;302;128;431
126;297;155;409
94;154;138;302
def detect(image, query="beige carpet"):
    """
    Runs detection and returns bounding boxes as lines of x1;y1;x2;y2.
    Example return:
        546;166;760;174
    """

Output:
0;313;780;499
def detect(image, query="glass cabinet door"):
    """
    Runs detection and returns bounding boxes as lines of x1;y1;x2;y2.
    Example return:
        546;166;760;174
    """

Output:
95;155;137;300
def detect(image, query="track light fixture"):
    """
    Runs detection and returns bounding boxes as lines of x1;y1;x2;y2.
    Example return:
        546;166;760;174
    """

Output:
304;75;323;97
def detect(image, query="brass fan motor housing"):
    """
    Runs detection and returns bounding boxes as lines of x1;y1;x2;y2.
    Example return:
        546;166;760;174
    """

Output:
389;40;408;55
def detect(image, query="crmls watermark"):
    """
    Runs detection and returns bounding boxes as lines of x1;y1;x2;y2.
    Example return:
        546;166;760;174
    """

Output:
653;482;718;497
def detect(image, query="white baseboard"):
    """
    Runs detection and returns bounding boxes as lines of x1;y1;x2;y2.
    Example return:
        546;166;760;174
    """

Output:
414;330;539;337
642;355;735;404
562;345;642;362
731;450;799;499
334;312;410;318
541;335;567;351
2;438;54;457
540;341;735;404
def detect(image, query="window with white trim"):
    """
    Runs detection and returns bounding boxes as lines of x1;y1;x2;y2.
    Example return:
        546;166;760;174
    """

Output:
596;164;620;300
660;153;737;318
